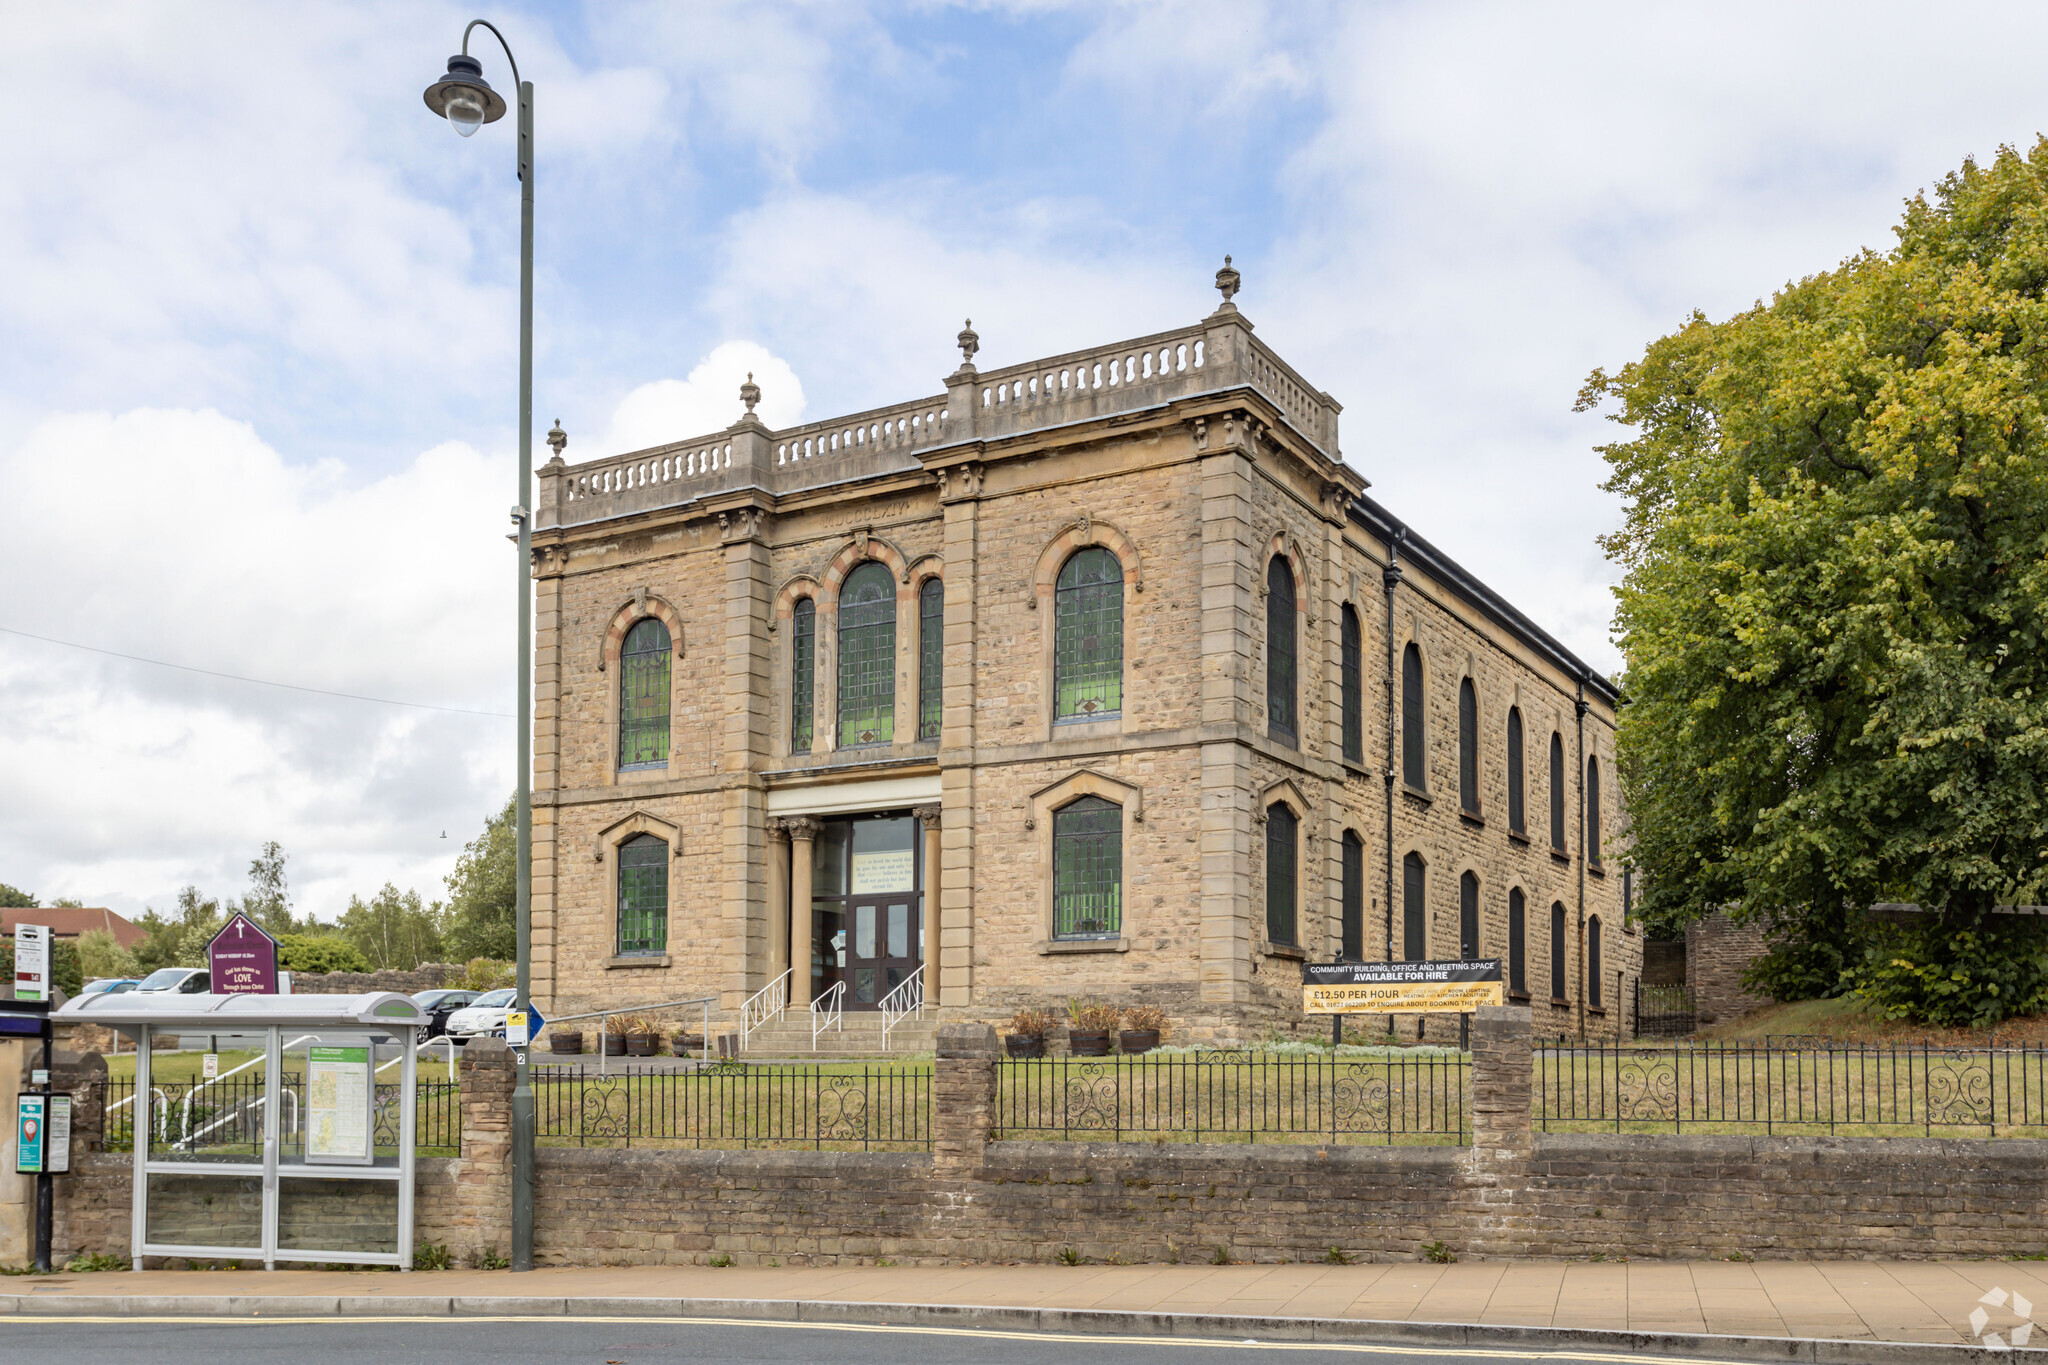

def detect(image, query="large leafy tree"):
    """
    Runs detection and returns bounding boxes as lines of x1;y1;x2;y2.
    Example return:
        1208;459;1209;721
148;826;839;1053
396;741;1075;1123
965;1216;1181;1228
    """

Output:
1583;142;2048;1022
443;798;516;962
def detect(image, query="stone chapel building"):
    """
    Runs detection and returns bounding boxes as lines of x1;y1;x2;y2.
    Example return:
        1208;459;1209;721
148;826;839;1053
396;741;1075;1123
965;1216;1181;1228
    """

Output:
529;264;1639;1043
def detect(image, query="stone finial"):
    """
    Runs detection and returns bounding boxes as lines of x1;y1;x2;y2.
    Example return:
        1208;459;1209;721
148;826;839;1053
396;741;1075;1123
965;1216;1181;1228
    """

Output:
957;318;980;367
545;419;567;457
740;371;761;415
1215;254;1241;306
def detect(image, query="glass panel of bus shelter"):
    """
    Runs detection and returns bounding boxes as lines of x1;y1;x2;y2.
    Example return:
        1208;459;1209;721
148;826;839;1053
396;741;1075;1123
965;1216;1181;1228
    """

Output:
276;1176;400;1259
145;1173;262;1251
276;1031;406;1170
146;1030;270;1165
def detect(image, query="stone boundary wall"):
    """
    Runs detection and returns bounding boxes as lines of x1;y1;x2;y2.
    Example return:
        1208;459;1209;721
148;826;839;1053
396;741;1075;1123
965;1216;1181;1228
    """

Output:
287;963;468;996
1686;910;1770;1024
45;1015;2048;1268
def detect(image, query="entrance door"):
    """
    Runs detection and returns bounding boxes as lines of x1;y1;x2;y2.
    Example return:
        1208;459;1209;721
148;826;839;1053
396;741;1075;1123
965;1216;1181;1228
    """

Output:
810;812;922;1010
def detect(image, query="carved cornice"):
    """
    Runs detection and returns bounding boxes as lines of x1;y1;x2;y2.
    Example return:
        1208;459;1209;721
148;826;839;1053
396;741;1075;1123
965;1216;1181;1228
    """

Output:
935;461;986;503
912;804;943;829
718;506;768;544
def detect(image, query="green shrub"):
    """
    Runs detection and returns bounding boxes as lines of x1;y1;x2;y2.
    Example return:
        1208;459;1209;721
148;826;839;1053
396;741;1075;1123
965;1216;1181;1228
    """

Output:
1847;917;2048;1028
277;935;371;974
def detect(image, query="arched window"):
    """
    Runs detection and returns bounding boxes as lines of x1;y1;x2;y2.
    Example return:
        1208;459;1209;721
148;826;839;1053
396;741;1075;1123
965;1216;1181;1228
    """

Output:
1266;558;1297;743
1053;795;1121;939
1459;870;1480;959
1506;707;1525;835
1508;888;1527;997
618;618;671;769
1458;678;1479;814
1340;830;1364;961
791;598;816;751
1265;803;1298;946
1054;548;1123;720
1401;643;1425;789
1340;606;1363;763
1549;731;1567;853
837;562;896;746
1401;851;1426;961
1588;916;1603;1007
917;577;944;741
617;834;669;955
1586;755;1603;868
1550;902;1567;1000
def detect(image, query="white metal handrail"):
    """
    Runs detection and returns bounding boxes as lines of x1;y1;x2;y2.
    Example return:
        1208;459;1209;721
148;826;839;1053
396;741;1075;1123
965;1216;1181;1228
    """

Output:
878;965;923;1051
379;1034;458;1084
545;995;716;1075
180;1033;316;1138
740;968;790;1051
181;1087;298;1152
811;979;845;1049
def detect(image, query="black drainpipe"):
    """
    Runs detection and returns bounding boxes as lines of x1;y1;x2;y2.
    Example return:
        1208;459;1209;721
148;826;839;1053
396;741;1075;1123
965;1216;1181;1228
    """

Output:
1381;530;1404;964
1575;674;1589;1039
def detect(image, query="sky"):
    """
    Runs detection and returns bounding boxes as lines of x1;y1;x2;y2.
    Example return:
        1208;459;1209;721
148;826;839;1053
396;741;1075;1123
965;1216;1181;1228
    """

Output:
5;0;2047;923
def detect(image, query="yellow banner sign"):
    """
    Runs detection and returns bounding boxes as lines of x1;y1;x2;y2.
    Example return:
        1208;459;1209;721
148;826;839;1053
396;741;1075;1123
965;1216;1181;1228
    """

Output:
1301;959;1504;1015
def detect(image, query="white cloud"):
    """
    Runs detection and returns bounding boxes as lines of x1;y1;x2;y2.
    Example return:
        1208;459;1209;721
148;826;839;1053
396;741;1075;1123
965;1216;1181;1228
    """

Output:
0;408;513;920
602;342;807;456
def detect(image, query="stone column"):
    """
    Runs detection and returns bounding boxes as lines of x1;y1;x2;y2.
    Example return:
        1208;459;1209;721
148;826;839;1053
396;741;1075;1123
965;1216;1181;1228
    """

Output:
1458;1003;1532;1258
936;464;984;1009
767;820;792;986
914;805;943;1007
932;1021;997;1176
721;511;774;1011
786;817;818;1008
1198;425;1257;1007
455;1038;516;1262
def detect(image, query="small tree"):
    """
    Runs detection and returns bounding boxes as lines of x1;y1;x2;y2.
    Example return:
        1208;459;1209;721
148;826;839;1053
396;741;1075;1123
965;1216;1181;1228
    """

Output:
444;799;515;962
339;885;445;971
74;928;137;982
277;934;371;974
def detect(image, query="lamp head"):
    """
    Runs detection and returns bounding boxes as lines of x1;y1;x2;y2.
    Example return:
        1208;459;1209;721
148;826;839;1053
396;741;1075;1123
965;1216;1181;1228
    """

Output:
423;53;507;136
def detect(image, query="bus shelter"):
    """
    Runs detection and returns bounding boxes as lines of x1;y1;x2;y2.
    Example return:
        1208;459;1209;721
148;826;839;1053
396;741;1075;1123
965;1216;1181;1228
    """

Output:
55;990;428;1271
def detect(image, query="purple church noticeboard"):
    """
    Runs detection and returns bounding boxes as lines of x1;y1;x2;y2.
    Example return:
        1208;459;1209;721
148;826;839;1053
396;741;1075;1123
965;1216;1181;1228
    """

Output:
208;914;278;994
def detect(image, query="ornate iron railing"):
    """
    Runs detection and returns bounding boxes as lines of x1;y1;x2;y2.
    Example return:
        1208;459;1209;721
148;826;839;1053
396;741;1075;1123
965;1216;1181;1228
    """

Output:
1536;1043;2048;1136
996;1051;1471;1145
533;1062;930;1150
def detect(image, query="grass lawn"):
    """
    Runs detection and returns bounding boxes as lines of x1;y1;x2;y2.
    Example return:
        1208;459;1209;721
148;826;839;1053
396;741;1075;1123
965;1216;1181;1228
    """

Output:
1698;995;2048;1048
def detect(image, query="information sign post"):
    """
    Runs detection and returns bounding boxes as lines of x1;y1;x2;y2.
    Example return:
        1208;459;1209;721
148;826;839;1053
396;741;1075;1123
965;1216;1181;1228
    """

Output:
1302;959;1504;1050
13;925;48;1003
207;914;280;995
7;930;57;1271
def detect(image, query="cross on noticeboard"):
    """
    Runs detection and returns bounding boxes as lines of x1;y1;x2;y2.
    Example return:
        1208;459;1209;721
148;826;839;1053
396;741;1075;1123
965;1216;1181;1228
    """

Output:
207;913;279;994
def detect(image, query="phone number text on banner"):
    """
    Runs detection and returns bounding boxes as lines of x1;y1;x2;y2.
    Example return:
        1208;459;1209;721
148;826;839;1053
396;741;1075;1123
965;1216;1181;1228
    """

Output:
1302;959;1504;1014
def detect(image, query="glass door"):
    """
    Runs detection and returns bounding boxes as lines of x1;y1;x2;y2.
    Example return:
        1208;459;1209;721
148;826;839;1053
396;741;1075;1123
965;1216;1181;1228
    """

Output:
810;812;922;1009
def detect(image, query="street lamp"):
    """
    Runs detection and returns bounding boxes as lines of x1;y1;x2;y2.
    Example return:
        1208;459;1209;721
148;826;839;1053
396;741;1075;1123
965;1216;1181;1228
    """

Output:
423;19;536;1274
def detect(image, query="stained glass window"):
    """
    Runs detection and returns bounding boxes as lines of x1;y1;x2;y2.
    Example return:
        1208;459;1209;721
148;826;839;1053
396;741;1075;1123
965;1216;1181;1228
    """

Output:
917;577;943;741
1401;643;1424;788
1340;606;1362;763
1054;548;1122;720
617;834;668;955
1340;830;1364;961
791;598;815;751
1458;678;1479;814
1265;804;1298;946
1459;871;1480;959
1506;707;1525;834
1509;888;1527;996
1402;851;1426;961
618;618;671;769
837;562;895;747
1549;732;1567;852
1550;902;1567;1000
1267;558;1296;743
1053;795;1121;939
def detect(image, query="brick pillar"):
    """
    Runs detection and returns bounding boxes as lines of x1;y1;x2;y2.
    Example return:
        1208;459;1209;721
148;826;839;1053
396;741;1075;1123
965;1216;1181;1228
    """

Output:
932;1022;997;1175
455;1038;515;1259
1458;1004;1532;1257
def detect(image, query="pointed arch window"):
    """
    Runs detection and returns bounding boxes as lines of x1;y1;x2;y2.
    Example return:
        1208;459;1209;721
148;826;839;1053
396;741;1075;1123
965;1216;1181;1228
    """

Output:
1340;830;1365;961
1586;755;1603;868
1401;643;1425;788
617;834;669;956
1506;707;1525;835
1265;803;1298;946
1549;732;1567;853
1267;558;1297;743
1054;548;1123;720
1053;795;1122;939
1459;870;1480;959
1458;678;1479;814
837;562;896;747
917;577;944;741
1340;606;1363;763
618;618;672;769
1550;902;1568;1001
1589;916;1604;1007
1508;888;1527;997
791;599;816;751
1402;851;1426;961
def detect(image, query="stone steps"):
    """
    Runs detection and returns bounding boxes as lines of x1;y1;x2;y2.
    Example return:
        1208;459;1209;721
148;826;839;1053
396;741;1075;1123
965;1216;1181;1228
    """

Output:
740;1013;936;1058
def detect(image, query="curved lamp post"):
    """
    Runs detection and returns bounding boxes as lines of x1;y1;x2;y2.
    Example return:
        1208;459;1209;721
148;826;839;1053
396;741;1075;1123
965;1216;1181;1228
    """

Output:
423;20;536;1274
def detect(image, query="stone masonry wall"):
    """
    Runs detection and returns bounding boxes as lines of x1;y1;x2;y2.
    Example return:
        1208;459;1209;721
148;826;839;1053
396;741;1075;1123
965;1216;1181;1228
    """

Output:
1687;909;1771;1025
